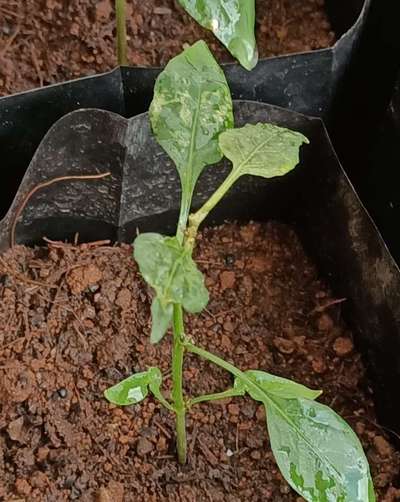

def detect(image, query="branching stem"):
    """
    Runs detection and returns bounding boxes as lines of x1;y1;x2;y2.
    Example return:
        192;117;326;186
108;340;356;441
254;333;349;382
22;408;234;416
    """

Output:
186;171;237;250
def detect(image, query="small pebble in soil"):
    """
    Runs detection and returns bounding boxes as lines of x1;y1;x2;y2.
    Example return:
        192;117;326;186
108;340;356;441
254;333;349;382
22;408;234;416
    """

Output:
373;436;393;457
311;356;326;374
224;254;235;266
220;270;236;290
228;404;240;416
15;478;32;496
317;313;334;332
7;416;24;442
57;388;68;398
333;337;354;356
273;336;295;354
137;437;154;456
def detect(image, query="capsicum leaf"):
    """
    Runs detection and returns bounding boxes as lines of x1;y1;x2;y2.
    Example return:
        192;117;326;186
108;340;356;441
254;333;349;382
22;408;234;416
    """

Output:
134;232;209;343
265;396;375;502
219;122;309;182
104;367;163;406
242;370;322;401
150;298;173;344
150;40;233;235
178;0;258;70
233;370;374;501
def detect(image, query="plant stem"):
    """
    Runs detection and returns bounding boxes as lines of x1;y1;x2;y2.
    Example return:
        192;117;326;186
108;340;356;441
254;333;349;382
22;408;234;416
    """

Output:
186;171;237;250
176;188;192;245
184;340;262;399
151;388;175;412
172;304;187;464
188;388;243;407
115;0;128;66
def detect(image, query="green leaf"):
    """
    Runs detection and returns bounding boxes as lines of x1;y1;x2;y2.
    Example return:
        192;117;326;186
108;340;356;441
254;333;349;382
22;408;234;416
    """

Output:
150;298;173;344
104;367;163;406
265;396;375;502
150;40;233;233
177;1;258;70
242;370;322;401
219;123;309;182
134;233;209;342
233;370;374;501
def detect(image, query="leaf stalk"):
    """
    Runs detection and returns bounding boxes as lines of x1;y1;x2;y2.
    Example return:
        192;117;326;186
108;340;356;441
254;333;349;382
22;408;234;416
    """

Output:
186;171;237;250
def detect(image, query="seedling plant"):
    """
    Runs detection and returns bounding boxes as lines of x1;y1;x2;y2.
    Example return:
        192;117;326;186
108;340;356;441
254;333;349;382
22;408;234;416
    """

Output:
105;41;375;501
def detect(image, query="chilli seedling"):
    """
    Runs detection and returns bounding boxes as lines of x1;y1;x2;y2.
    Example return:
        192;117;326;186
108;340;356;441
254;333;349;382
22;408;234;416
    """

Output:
105;41;375;501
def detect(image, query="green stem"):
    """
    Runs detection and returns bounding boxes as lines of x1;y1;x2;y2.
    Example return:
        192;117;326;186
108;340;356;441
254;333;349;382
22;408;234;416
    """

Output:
172;304;187;464
186;171;237;250
152;389;175;412
184;340;262;399
176;188;192;245
185;340;243;377
187;388;242;408
115;0;128;66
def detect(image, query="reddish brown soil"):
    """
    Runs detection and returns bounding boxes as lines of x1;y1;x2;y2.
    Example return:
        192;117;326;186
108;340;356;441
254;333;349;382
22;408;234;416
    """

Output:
0;0;335;96
1;222;399;501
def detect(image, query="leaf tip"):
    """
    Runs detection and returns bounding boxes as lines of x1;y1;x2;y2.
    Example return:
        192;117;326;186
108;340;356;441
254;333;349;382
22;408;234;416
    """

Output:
241;46;258;71
313;389;323;399
103;387;113;404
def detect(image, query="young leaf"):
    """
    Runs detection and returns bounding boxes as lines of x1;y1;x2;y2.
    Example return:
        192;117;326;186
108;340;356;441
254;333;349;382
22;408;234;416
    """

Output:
242;370;322;401
104;367;163;406
187;122;309;237
134;233;209;342
177;1;258;71
265;396;375;502
150;40;233;236
219;123;309;182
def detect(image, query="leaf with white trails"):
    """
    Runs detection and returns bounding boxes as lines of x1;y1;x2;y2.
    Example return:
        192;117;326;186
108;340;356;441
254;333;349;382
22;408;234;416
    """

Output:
134;233;209;343
150;41;233;235
232;370;374;501
177;0;257;70
104;367;163;406
266;397;375;502
219;122;309;182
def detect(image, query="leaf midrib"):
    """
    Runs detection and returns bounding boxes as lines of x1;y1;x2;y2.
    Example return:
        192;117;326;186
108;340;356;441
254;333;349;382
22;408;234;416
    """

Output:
231;131;293;176
161;244;187;304
233;131;275;174
184;82;203;191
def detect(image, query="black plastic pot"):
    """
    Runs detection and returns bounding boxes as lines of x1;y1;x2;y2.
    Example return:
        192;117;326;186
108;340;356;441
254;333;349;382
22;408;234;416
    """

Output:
1;99;400;441
359;73;400;265
333;65;400;270
0;0;370;218
327;0;400;266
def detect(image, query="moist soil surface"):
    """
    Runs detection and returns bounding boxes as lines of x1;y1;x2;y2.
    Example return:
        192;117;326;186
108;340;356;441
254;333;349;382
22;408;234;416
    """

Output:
1;221;399;501
0;0;335;96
